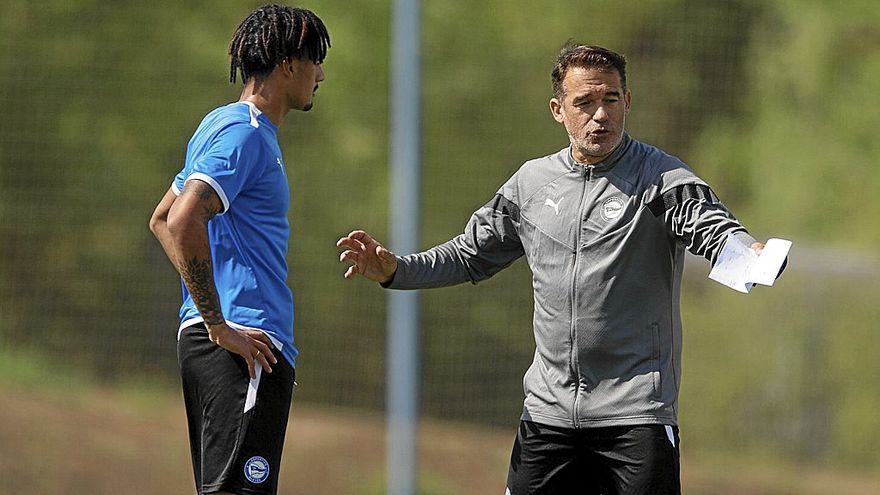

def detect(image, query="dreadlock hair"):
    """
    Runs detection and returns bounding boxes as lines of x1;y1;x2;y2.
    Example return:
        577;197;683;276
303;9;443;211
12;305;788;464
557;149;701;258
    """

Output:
228;4;330;84
551;43;627;99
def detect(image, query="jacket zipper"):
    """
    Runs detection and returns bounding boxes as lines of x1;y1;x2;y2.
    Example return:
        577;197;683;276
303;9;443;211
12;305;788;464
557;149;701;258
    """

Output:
570;164;592;429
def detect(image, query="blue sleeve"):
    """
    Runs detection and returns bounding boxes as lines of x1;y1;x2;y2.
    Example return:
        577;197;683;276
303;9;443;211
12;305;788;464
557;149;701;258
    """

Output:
180;124;265;213
172;170;184;195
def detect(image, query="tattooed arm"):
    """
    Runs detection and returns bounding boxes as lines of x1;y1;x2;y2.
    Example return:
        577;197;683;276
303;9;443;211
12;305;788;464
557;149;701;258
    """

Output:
166;179;225;326
161;179;277;378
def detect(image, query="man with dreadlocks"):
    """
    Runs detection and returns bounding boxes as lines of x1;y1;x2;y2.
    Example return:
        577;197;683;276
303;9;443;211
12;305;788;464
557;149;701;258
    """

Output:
149;4;329;494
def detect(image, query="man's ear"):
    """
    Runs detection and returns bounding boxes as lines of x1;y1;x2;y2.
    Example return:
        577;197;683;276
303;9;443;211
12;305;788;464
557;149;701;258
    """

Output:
282;58;295;77
624;89;632;115
549;98;565;124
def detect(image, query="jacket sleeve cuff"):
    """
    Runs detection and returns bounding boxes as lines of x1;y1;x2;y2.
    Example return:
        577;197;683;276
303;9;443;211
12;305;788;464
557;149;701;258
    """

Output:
380;256;406;289
731;230;757;248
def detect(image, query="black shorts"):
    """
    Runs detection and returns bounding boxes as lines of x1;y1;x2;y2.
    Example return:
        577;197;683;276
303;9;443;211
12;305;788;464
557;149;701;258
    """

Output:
178;324;296;495
506;420;681;495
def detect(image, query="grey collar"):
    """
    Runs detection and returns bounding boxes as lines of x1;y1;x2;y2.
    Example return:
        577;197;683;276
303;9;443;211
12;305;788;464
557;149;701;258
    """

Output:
564;133;632;174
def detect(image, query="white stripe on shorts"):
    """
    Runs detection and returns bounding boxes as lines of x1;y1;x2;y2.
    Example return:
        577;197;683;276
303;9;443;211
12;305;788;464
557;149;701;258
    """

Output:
244;364;263;413
664;425;676;447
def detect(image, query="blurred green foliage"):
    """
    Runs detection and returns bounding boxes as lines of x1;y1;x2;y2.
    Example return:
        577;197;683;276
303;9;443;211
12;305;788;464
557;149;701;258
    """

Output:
0;0;878;472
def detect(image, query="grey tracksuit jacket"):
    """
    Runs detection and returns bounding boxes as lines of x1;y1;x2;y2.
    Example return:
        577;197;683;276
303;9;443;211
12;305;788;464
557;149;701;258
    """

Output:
386;134;756;429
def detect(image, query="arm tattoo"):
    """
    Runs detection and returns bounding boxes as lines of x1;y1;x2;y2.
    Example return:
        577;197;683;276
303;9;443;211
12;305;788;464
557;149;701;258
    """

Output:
177;180;226;325
196;186;214;200
181;180;223;223
179;255;225;325
200;203;221;223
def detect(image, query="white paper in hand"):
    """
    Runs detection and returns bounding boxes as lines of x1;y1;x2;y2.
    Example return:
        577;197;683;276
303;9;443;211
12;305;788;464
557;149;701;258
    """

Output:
708;234;792;293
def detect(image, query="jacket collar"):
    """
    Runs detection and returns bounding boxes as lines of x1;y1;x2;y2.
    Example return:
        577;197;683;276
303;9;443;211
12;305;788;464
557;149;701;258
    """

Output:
564;133;632;174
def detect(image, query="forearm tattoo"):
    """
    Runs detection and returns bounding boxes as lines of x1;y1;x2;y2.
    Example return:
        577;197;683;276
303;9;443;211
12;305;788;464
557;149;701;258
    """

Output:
180;255;225;325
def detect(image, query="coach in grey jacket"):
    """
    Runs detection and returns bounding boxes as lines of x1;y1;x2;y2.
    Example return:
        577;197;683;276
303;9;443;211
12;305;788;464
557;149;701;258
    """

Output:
338;44;770;495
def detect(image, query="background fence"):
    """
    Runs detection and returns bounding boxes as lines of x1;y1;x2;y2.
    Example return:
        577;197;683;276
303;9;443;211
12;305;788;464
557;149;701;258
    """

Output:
2;0;880;489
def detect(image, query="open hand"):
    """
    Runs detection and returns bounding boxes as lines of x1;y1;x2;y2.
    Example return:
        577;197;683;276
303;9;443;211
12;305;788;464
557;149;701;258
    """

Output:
336;230;398;283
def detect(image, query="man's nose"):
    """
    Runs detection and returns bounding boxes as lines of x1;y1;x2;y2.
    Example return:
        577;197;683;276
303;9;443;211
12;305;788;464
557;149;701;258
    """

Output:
593;105;608;122
316;65;325;82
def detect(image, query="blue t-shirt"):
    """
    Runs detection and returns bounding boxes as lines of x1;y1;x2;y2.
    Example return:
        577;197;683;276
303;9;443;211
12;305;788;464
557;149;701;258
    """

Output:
173;101;297;367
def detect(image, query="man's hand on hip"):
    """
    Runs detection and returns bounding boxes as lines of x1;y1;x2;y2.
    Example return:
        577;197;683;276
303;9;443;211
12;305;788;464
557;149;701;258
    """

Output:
207;322;277;378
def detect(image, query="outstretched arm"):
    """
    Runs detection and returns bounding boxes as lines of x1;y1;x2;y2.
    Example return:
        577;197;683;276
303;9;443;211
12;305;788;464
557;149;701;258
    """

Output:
336;194;525;289
159;179;277;378
336;230;399;283
650;183;764;261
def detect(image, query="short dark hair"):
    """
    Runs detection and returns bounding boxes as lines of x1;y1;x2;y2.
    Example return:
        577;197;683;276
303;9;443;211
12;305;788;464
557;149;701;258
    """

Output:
228;4;331;84
551;43;627;99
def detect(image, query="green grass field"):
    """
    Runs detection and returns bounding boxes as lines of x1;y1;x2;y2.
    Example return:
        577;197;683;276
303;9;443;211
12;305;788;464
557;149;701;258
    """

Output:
1;353;878;495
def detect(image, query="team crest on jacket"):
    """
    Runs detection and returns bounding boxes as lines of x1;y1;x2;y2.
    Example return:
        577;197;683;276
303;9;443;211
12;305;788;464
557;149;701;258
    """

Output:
601;197;625;221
